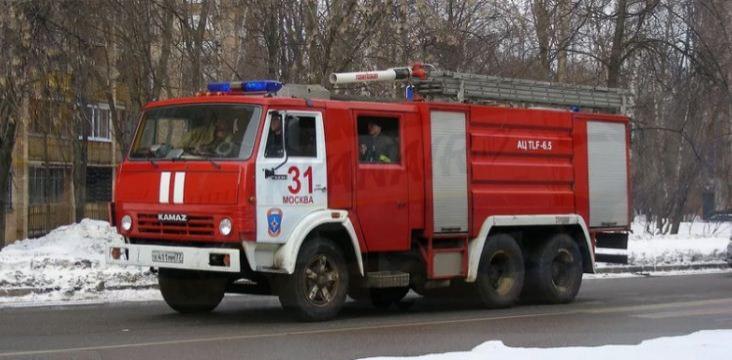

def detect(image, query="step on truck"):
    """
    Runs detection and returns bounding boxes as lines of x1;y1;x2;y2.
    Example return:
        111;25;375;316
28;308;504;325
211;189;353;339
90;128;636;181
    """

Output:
108;65;631;321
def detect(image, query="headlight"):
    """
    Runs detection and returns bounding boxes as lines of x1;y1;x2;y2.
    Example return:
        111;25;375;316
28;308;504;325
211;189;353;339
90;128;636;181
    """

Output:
121;215;133;231
219;218;232;236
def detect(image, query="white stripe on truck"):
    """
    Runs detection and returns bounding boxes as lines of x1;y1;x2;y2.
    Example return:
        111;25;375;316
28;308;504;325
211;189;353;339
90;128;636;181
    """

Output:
173;172;186;204
159;172;171;204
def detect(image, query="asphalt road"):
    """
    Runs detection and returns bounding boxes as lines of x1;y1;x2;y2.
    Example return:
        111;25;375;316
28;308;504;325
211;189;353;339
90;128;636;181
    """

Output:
1;272;731;360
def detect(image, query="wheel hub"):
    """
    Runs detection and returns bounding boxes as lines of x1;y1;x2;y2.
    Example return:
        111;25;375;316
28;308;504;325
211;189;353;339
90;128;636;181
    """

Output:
488;251;514;295
551;249;574;289
304;255;339;306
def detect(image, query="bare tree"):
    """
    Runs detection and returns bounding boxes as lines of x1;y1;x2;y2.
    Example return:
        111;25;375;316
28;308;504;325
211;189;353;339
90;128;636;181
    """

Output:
0;2;48;247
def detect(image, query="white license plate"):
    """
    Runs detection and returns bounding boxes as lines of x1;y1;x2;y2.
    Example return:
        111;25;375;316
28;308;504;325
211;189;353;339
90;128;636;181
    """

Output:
151;250;184;264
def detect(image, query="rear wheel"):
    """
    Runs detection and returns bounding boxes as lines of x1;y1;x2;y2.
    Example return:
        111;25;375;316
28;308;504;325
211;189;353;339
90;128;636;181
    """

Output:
158;269;227;314
474;234;525;308
523;233;583;304
277;238;349;321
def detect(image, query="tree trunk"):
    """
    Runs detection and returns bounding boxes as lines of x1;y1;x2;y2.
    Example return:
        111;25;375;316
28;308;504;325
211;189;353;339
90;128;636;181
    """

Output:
532;0;552;80
607;0;627;88
556;0;570;82
73;127;88;222
152;0;174;100
0;121;17;249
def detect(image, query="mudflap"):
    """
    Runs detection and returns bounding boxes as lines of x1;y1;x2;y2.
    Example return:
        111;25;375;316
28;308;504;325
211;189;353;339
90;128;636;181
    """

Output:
594;232;629;264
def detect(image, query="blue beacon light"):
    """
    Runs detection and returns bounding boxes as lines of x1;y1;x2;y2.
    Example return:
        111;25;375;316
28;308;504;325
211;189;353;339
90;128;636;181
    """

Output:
207;80;282;93
206;82;232;92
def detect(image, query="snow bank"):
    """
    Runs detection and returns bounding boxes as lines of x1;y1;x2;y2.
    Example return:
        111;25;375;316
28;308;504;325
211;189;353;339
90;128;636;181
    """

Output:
597;220;731;267
359;330;732;360
0;219;157;305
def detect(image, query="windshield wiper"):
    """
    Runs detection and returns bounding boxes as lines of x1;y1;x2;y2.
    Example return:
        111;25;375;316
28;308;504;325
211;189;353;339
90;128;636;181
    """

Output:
207;158;221;169
170;148;220;169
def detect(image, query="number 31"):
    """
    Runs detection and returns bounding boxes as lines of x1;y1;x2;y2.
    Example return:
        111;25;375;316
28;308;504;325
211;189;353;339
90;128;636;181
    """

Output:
288;166;313;194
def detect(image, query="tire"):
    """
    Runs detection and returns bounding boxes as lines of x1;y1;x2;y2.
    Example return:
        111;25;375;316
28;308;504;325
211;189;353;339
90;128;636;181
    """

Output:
277;238;349;321
158;269;227;314
523;233;583;304
370;287;409;309
474;234;525;308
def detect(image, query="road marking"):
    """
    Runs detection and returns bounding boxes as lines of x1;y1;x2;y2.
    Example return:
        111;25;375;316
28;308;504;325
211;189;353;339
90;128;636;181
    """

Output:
1;297;731;357
635;306;732;319
583;298;732;314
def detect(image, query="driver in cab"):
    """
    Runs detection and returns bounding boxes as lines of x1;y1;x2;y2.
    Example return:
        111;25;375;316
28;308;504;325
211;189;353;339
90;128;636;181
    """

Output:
181;118;238;157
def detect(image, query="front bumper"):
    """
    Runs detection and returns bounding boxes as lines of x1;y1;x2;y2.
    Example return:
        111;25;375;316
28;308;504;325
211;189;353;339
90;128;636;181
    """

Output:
107;244;241;273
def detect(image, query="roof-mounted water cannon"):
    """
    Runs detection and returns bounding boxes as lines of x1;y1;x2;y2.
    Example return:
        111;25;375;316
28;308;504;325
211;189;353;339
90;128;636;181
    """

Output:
329;63;433;85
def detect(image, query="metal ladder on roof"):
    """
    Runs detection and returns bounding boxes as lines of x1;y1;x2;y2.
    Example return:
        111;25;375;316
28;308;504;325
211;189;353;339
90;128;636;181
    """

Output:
411;70;629;114
329;65;630;114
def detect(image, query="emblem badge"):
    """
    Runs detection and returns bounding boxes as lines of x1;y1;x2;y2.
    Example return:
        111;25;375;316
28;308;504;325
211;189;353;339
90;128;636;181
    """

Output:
157;213;188;223
267;208;283;237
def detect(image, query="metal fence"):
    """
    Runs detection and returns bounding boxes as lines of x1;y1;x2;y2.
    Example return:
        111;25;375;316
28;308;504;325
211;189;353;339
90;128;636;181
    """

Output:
26;201;109;238
84;202;110;221
27;203;72;238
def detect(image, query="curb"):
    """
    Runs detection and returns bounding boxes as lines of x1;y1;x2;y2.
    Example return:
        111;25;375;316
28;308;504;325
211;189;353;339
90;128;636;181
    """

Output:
596;262;729;274
0;284;158;298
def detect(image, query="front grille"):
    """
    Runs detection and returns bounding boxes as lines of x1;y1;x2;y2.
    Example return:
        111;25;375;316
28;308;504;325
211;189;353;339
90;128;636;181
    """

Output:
137;213;215;237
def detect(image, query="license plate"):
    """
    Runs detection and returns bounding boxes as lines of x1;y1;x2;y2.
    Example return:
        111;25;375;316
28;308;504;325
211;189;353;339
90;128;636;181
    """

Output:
152;250;184;264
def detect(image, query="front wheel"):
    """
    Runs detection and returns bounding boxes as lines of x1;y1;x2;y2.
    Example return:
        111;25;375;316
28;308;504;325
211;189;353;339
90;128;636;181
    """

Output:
158;269;228;314
523;233;583;304
277;238;349;321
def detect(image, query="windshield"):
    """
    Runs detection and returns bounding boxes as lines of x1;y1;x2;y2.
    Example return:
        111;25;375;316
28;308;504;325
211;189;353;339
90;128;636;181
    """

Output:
130;104;261;160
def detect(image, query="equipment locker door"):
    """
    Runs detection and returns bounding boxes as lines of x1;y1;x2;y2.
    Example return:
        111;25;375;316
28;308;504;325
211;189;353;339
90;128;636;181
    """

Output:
255;110;328;243
354;113;410;252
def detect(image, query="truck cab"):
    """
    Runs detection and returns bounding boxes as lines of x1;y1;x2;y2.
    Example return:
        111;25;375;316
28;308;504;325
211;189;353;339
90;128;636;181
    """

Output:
110;82;367;319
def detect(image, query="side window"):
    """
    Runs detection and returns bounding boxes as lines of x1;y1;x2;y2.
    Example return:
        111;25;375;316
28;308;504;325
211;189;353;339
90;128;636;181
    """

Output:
264;112;284;158
285;115;317;157
265;113;317;158
357;116;400;164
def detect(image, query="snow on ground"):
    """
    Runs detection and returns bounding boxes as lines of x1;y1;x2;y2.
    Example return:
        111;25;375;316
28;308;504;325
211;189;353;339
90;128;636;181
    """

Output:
596;220;731;268
0;219;158;305
585;267;732;279
359;330;732;360
0;218;729;306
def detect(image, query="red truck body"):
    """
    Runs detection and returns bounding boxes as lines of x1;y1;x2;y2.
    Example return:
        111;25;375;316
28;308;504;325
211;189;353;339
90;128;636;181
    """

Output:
109;90;631;319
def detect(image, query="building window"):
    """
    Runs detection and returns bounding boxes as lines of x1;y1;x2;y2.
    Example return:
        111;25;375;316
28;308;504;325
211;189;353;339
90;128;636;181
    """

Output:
83;104;112;141
86;167;113;202
28;167;67;205
29;99;70;137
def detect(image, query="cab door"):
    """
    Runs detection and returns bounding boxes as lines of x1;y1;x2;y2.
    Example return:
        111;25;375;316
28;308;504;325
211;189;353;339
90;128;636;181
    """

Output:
354;113;410;252
256;110;328;243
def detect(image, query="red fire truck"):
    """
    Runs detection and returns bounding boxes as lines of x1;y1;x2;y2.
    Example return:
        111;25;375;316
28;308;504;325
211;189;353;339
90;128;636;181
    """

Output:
108;66;630;321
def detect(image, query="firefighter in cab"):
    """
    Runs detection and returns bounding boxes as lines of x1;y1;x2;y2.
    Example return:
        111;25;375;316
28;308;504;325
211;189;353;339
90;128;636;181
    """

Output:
360;118;397;163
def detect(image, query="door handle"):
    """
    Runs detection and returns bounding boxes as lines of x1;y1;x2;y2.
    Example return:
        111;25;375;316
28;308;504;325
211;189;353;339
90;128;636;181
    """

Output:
314;185;327;192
